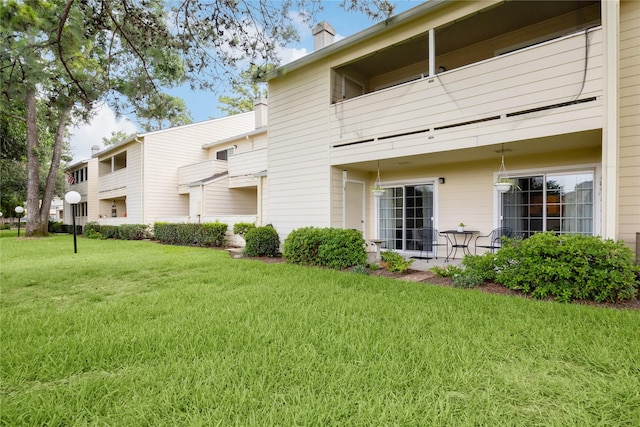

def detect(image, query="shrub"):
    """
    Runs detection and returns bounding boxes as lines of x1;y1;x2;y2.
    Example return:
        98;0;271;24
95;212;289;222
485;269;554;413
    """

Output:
283;227;366;269
100;225;119;239
117;224;149;240
48;221;66;233
453;271;484;288
153;222;227;246
493;232;638;302
317;228;367;269
197;222;227;247
176;223;200;245
153;222;177;244
84;222;101;234
1;224;10;230
233;222;255;235
380;250;414;273
429;264;464;278
351;264;369;275
84;229;105;240
244;225;280;257
283;227;326;266
461;254;497;282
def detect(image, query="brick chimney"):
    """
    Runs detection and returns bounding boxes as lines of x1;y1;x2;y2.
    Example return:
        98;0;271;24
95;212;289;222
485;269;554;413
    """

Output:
254;98;268;129
312;21;335;51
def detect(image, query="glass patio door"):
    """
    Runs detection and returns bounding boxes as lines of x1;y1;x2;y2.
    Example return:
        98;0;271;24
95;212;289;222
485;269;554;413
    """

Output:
378;184;434;252
501;172;594;238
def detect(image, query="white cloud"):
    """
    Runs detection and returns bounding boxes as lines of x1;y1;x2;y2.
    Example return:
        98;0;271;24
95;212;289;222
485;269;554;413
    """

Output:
279;46;310;64
68;105;138;164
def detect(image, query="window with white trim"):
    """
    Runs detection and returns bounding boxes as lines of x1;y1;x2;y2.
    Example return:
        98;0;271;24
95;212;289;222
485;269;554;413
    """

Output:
501;171;594;238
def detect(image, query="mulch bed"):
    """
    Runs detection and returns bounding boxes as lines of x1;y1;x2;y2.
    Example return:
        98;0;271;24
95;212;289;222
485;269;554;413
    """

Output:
231;251;639;310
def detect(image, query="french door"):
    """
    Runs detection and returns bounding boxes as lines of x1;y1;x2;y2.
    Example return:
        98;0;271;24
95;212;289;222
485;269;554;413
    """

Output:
501;171;594;238
378;184;434;252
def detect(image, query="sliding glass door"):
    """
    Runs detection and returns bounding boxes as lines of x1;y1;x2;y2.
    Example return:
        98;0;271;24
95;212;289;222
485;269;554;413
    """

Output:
501;171;594;238
378;184;434;252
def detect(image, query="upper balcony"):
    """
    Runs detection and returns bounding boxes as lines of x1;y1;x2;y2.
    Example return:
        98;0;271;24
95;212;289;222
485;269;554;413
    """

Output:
328;1;602;164
177;159;228;193
98;168;127;196
228;148;267;188
69;180;88;196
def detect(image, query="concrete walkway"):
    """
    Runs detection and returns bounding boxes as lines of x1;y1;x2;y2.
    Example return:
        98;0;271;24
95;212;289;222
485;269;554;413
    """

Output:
407;256;463;272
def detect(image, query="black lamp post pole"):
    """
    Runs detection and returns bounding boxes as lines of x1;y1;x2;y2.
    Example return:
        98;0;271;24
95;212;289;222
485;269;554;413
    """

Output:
16;213;21;237
72;204;78;254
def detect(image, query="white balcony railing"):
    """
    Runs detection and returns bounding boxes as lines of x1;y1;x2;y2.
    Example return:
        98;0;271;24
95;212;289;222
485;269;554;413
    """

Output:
178;160;228;187
98;168;127;194
69;180;88;195
229;148;267;177
329;27;603;151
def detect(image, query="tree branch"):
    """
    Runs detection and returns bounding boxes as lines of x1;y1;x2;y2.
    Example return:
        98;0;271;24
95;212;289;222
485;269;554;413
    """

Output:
56;0;91;103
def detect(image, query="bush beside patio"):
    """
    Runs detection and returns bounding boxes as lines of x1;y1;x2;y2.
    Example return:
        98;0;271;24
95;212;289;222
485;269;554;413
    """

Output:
439;232;639;303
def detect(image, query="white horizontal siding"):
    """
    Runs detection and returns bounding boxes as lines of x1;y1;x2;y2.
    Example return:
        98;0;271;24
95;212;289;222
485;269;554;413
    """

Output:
267;64;332;238
178;161;216;185
228;148;267;177
331;100;602;166
329;28;603;148
618;0;640;256
142;113;255;223
202;179;257;216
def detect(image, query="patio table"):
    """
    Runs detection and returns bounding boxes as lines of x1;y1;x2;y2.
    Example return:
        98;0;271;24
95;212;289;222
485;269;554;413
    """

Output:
441;230;478;262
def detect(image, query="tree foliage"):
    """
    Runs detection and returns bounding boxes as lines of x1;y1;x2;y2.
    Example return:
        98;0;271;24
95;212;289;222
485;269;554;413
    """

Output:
1;0;395;236
218;64;275;115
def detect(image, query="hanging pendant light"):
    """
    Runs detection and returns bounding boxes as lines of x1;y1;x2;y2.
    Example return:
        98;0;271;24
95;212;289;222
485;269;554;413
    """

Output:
494;144;513;193
373;161;385;197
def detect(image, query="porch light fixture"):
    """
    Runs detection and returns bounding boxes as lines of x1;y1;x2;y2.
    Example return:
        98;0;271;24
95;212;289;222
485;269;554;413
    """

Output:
494;144;513;193
372;161;385;198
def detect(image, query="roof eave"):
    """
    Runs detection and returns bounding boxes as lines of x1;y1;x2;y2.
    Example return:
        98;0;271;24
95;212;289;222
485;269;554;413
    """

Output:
267;0;449;80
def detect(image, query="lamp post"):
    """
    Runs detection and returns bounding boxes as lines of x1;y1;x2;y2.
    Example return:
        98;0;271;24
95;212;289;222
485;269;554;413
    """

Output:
14;206;24;237
65;191;81;253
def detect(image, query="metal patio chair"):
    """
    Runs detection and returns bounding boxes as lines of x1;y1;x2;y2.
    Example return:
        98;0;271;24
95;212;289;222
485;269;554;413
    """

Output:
474;227;512;254
416;227;448;260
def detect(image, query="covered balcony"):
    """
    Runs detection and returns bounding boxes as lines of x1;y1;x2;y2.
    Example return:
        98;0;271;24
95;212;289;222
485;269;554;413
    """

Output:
329;0;602;164
228;148;267;188
177;160;228;193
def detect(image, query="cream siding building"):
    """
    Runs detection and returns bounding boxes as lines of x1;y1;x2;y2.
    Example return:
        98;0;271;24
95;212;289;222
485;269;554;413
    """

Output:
267;0;639;257
87;112;255;225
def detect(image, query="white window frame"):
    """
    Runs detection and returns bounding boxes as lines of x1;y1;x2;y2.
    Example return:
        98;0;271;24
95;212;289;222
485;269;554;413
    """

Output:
492;163;601;236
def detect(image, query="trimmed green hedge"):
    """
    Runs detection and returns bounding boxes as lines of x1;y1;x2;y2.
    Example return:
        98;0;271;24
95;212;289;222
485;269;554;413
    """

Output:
460;232;639;302
283;227;366;269
83;222;149;240
243;225;280;257
153;222;227;247
233;222;255;235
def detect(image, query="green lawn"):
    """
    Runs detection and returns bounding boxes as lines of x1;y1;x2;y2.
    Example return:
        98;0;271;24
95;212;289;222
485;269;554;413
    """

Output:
1;232;639;426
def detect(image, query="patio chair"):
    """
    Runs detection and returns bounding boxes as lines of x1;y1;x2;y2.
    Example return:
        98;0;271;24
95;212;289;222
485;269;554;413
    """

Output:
474;227;512;254
416;227;448;260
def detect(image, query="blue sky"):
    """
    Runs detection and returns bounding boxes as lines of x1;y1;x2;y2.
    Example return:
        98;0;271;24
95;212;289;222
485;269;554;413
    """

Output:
167;0;421;123
68;1;423;163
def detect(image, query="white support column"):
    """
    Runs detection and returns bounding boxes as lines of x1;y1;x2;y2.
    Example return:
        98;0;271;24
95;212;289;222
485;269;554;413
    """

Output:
428;28;435;77
602;0;619;240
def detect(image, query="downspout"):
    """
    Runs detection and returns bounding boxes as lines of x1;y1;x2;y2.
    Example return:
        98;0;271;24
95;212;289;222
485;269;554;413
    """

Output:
602;0;619;240
342;170;347;229
135;137;144;223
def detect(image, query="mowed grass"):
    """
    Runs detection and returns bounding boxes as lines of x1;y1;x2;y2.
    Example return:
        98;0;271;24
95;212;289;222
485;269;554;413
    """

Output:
1;232;639;426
